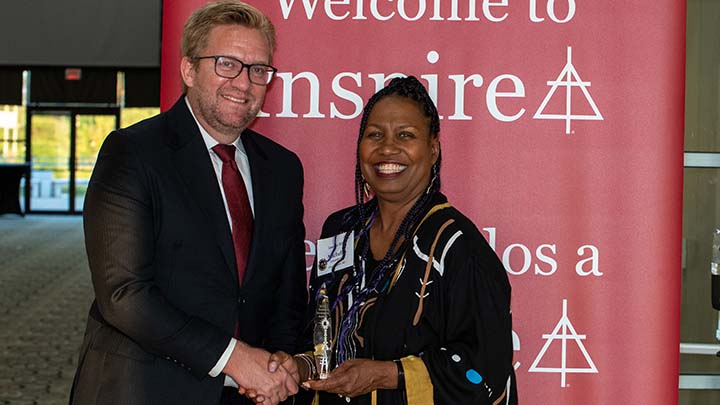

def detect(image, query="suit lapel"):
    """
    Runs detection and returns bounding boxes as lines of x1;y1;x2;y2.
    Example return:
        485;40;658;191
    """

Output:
241;130;270;284
165;98;238;283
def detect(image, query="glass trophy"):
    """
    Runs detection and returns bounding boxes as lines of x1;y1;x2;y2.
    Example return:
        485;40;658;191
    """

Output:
313;286;332;379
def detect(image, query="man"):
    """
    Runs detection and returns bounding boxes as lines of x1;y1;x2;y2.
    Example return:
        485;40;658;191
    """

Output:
70;2;306;404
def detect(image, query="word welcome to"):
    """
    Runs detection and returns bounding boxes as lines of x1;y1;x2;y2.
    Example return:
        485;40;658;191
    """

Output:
278;0;577;23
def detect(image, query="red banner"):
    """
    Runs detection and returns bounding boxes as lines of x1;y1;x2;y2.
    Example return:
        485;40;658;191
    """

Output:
161;1;685;402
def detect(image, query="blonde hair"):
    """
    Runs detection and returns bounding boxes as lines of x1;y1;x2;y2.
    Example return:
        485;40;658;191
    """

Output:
181;0;276;91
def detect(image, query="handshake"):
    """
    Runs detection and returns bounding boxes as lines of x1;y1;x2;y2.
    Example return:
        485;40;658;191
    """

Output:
221;341;313;405
222;341;390;404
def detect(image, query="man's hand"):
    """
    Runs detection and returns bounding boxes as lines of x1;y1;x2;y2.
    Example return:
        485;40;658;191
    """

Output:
240;351;301;404
302;359;397;399
222;342;299;404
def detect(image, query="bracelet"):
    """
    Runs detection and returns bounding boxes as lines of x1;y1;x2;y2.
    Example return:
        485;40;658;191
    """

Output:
294;353;317;381
393;359;405;390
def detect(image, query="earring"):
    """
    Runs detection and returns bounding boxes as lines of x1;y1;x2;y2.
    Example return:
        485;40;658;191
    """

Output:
426;165;438;194
364;181;372;199
425;176;435;194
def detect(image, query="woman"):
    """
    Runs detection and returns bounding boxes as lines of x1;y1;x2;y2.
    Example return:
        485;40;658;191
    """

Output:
275;76;517;404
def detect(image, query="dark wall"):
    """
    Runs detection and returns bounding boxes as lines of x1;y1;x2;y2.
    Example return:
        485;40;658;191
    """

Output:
0;0;161;68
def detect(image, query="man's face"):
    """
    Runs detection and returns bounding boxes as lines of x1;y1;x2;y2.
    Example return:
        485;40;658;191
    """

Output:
181;24;271;143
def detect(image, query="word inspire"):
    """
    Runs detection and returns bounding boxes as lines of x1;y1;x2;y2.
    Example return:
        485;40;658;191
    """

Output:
260;47;602;134
278;0;577;23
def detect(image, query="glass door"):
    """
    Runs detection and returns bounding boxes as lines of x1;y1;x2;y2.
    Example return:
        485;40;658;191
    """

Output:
680;0;720;402
27;108;118;213
28;111;71;212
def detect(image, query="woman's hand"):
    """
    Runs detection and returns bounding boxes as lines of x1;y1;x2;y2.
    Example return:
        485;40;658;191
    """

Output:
302;359;398;399
267;351;301;384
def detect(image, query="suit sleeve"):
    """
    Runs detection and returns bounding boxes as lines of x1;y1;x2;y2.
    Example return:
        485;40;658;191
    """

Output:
83;131;229;378
264;153;309;353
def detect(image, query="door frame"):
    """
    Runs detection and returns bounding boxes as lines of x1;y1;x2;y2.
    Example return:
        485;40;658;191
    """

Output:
25;106;120;214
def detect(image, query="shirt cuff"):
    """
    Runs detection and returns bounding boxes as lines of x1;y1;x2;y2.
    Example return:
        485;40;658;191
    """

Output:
209;337;237;377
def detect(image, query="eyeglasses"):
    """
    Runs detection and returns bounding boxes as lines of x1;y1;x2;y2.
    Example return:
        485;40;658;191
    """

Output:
194;55;277;85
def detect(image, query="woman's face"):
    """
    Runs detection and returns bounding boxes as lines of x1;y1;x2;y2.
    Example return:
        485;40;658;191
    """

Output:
359;95;439;205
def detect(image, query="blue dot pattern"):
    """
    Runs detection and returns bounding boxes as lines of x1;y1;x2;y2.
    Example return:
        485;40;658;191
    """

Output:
466;369;483;385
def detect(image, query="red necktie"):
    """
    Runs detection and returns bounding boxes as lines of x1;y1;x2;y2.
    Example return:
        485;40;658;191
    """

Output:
212;144;253;287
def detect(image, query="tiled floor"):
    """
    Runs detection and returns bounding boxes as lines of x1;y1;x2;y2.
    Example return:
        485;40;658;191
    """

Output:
0;215;92;405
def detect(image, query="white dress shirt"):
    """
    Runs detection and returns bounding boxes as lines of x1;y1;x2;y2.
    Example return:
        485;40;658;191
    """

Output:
185;98;251;386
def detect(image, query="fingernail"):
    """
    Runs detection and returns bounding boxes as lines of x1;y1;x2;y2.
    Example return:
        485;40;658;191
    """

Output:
302;382;310;389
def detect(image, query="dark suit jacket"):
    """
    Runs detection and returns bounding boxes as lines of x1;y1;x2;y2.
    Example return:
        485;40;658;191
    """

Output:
70;98;307;404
